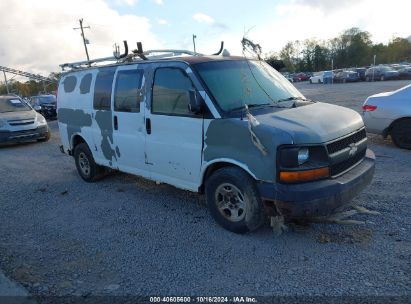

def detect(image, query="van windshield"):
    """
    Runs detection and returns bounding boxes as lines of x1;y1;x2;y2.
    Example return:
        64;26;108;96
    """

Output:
0;97;32;113
194;60;304;112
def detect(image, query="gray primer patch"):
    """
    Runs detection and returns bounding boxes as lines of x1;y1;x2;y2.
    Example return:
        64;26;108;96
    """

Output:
94;110;117;162
63;76;77;93
204;119;278;181
58;108;92;146
80;74;92;94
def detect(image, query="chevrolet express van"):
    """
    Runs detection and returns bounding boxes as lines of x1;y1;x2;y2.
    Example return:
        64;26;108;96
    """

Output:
57;53;375;233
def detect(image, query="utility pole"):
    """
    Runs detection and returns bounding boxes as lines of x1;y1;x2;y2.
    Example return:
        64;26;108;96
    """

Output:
74;19;91;64
192;34;197;54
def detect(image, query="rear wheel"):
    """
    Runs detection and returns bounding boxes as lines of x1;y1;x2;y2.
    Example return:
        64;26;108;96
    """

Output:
391;119;411;149
74;143;106;182
205;167;266;234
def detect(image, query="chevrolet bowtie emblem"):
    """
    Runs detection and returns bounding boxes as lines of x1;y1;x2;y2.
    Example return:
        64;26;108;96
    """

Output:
348;143;358;156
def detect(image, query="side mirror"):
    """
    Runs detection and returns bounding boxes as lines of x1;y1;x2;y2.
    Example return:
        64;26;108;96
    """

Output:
188;90;205;114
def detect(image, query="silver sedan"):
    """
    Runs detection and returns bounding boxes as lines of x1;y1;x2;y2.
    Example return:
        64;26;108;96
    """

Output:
362;84;411;149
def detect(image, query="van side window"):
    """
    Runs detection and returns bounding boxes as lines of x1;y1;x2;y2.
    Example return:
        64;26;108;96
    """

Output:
114;69;144;113
152;68;194;116
80;73;92;94
93;67;116;110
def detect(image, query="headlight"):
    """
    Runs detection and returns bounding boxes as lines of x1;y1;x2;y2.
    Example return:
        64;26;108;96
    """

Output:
278;145;329;183
297;148;309;165
279;147;311;168
37;115;46;124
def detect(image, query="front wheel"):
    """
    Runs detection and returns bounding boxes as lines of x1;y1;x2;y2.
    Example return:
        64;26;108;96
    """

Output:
205;167;266;234
74;143;106;182
391;119;411;149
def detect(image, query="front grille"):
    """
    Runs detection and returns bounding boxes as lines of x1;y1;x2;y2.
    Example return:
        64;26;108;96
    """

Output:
327;129;366;154
8;120;35;126
330;148;366;176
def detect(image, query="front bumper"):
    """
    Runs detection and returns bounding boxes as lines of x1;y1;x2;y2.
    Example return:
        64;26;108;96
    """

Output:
258;149;375;218
0;125;49;144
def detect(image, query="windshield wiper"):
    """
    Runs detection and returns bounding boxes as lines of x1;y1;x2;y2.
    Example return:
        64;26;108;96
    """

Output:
227;103;272;113
277;96;311;103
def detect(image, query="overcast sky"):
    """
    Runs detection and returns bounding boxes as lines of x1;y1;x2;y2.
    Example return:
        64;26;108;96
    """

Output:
1;0;410;77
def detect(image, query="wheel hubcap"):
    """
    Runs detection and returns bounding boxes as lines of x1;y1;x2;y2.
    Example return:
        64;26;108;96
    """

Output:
78;152;90;176
215;183;247;222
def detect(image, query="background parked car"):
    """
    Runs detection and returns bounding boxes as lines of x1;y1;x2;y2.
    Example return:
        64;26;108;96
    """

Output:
398;66;411;80
365;66;399;81
0;95;50;144
362;84;411;149
309;71;324;83
334;70;360;83
293;72;310;81
323;71;334;84
29;94;57;119
349;67;367;81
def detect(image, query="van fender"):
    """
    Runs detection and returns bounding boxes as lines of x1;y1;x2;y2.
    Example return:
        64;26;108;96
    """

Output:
200;158;258;185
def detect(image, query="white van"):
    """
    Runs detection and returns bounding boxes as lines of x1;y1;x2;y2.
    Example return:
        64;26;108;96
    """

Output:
57;47;375;233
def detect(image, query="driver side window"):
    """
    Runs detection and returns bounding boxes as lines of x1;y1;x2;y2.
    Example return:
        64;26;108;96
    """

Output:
152;68;194;116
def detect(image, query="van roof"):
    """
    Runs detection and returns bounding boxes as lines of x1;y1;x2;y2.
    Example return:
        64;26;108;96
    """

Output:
60;55;248;73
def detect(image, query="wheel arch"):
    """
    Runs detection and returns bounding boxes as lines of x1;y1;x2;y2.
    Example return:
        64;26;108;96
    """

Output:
70;134;91;155
199;159;257;193
384;116;411;137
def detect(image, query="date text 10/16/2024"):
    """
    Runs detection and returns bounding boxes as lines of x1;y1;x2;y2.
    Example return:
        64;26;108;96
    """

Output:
150;296;257;303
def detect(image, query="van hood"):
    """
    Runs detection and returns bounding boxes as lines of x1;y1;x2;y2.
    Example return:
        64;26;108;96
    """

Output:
254;102;364;144
0;110;36;121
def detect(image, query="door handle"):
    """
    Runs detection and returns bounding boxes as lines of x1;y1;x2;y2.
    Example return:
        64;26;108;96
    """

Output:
146;118;151;135
113;115;118;130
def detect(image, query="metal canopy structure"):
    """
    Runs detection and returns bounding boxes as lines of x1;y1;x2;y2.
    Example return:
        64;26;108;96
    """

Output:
0;66;55;83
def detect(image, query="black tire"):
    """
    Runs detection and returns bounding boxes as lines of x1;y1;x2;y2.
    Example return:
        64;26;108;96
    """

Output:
205;167;266;234
74;143;105;182
391;119;411;149
309;79;312;84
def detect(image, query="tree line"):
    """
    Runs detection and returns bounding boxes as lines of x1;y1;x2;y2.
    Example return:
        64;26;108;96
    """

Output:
265;27;411;72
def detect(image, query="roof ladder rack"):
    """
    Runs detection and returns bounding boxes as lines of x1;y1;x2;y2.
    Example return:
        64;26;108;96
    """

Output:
60;41;224;71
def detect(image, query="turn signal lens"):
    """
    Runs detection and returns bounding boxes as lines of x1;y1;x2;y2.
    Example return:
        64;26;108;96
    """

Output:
362;105;377;111
279;167;330;183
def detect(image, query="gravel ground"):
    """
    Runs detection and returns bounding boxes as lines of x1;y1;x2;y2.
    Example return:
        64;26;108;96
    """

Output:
0;80;410;301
